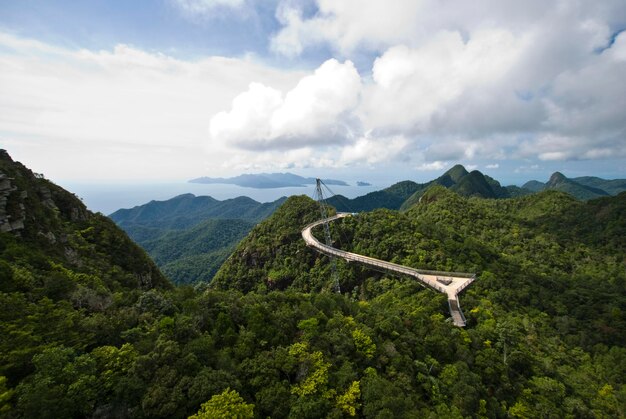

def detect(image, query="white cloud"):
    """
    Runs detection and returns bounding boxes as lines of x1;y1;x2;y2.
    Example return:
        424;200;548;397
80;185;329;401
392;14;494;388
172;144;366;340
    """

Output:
485;163;499;169
272;0;625;57
209;58;361;150
338;135;409;166
271;0;426;56
4;0;626;182
361;29;525;135
0;32;305;180
266;0;626;168
416;161;447;171
170;0;245;17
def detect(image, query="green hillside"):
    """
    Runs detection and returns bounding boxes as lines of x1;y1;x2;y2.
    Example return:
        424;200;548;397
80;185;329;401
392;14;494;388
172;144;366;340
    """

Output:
522;172;625;200
208;185;626;417
545;172;608;200
399;166;512;210
3;151;624;418
142;218;254;284
212;195;330;293
326;180;422;212
1;151;172;407
110;194;285;284
574;176;626;195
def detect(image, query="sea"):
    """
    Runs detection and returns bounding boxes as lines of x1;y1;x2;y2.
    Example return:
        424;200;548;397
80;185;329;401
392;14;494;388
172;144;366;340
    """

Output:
59;181;382;215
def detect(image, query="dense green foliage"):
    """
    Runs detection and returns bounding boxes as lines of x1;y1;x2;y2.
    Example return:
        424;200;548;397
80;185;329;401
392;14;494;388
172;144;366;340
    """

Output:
140;219;253;285
110;194;284;285
2;152;625;418
211;186;626;417
212;195;331;293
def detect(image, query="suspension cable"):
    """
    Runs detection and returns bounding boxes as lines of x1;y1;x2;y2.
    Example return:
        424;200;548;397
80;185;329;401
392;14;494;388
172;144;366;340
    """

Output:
314;179;341;293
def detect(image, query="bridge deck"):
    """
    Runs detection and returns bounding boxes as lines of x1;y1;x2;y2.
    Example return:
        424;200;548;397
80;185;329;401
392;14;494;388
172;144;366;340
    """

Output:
302;213;475;327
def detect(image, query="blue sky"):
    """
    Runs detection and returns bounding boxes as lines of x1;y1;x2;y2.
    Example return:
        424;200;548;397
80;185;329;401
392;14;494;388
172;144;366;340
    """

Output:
1;0;625;186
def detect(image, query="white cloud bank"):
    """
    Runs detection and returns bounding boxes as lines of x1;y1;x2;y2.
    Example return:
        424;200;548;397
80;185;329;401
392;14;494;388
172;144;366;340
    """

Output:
2;0;626;181
209;59;361;150
0;32;306;180
248;0;626;169
211;21;626;168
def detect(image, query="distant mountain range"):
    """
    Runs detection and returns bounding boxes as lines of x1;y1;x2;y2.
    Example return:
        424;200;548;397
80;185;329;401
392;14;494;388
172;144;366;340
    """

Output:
327;165;518;212
522;172;626;200
110;165;625;284
324;166;626;212
189;172;348;188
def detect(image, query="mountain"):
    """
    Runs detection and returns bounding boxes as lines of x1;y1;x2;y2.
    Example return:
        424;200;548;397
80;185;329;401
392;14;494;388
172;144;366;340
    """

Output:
211;195;327;293
324;166;512;213
523;171;616;200
188;172;348;188
110;193;285;228
0;150;168;291
522;180;546;192
0;150;170;394
326;180;422;212
110;194;286;284
399;166;513;211
3;150;625;418
572;176;626;196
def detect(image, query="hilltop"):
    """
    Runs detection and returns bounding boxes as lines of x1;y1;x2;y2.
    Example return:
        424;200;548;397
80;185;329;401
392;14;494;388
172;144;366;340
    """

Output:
326;165;516;212
1;150;170;403
110;193;285;228
523;171;626;200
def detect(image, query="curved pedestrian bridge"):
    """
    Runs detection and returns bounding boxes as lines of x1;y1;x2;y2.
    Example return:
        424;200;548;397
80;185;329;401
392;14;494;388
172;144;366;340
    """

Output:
302;213;475;327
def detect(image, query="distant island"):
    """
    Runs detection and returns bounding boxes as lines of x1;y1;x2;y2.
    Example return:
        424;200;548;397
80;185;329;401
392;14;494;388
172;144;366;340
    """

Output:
188;172;348;189
357;181;371;186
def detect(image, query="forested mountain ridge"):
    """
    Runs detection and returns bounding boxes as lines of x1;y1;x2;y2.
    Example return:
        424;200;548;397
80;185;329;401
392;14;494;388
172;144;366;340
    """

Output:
211;195;330;293
209;184;626;417
0;150;167;290
1;151;625;418
326;180;422;212
109;165;620;287
327;165;516;213
522;171;626;200
0;151;177;416
142;218;254;285
109;194;286;284
110;193;285;228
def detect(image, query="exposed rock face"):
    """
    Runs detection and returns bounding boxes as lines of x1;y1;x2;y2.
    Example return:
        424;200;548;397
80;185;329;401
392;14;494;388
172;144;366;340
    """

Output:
0;148;171;290
0;149;90;237
0;172;26;233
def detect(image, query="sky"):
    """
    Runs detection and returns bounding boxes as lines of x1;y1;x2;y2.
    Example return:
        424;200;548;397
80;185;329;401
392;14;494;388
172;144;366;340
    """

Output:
1;0;625;186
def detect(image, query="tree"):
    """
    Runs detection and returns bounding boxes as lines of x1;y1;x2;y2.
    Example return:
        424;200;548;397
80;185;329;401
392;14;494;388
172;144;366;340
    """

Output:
189;388;253;419
336;380;361;416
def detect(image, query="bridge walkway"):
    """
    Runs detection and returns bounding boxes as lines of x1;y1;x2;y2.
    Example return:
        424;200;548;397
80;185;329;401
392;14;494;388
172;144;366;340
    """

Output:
302;213;475;327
